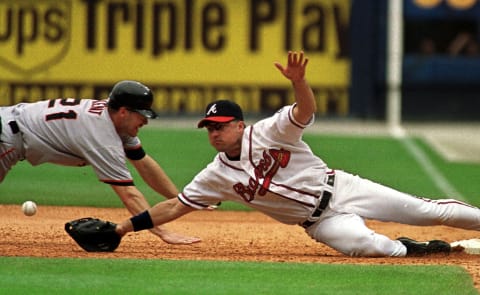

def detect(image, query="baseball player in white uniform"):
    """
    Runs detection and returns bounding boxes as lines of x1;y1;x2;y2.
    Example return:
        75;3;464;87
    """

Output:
0;80;199;245
114;51;480;256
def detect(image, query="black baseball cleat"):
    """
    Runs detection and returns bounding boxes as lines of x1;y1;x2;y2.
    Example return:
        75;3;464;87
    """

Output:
397;237;451;256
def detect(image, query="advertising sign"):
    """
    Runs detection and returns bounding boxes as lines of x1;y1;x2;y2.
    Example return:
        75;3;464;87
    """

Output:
0;0;350;115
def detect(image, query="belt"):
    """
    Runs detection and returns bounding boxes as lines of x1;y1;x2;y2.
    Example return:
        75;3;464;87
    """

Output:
9;121;19;134
301;173;335;228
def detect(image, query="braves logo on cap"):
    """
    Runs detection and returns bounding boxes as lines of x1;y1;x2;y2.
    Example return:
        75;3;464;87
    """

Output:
206;104;218;116
197;100;244;128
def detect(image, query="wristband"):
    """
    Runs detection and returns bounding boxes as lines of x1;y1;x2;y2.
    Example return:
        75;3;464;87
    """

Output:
130;210;154;232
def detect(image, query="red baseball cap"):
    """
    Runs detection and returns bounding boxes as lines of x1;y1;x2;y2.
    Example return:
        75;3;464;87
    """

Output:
197;100;244;128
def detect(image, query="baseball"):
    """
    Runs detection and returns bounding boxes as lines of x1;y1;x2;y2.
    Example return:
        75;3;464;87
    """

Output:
22;201;37;216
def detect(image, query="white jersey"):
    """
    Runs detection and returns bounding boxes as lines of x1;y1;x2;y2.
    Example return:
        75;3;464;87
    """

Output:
179;105;331;225
179;103;480;257
12;98;140;183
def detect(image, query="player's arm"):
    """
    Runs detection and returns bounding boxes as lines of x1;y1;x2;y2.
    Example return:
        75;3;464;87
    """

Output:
116;198;194;236
274;51;316;125
129;154;179;199
110;185;200;244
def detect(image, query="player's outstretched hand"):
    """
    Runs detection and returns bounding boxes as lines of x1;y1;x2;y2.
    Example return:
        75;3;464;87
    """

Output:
274;51;309;82
154;227;202;245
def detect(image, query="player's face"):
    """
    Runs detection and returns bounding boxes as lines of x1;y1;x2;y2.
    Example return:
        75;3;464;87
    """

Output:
116;108;148;137
206;120;244;157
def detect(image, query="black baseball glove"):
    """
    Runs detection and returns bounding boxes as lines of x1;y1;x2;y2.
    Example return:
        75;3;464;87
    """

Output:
65;217;121;252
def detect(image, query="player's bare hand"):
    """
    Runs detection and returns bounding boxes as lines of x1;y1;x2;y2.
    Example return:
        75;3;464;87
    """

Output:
150;226;201;244
274;51;309;82
160;230;202;245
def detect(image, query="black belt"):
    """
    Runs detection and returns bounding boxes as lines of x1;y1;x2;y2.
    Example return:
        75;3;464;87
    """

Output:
301;174;335;228
9;121;19;134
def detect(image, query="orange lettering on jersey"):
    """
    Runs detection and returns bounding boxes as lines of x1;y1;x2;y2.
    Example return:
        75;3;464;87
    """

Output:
88;100;107;115
233;148;291;202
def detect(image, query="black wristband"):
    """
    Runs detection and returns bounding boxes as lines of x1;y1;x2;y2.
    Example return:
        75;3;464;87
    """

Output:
125;147;146;160
130;210;154;232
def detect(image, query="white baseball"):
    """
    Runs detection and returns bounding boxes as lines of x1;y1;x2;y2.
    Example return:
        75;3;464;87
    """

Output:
22;201;37;216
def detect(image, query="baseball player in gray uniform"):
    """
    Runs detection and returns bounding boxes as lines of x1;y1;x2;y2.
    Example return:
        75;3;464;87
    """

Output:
0;80;199;244
114;51;480;256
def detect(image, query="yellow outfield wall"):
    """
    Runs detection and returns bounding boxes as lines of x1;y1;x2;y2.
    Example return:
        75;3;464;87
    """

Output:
0;0;350;115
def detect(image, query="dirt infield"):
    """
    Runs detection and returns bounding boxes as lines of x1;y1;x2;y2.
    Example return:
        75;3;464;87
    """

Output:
2;205;480;291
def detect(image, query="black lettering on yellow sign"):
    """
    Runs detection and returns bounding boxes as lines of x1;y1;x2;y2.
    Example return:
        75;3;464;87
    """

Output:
0;0;349;77
81;0;348;57
83;0;227;56
249;0;348;57
6;82;92;104
5;82;349;116
0;1;70;75
0;1;67;55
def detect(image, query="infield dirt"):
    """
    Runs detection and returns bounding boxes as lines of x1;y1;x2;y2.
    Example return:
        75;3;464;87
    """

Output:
1;205;480;292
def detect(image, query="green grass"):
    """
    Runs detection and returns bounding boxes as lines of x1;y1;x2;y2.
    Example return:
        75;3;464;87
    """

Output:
2;128;478;207
1;128;480;294
0;129;214;207
0;257;476;295
305;135;441;196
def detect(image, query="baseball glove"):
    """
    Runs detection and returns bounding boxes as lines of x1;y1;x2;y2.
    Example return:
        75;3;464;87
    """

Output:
65;217;121;252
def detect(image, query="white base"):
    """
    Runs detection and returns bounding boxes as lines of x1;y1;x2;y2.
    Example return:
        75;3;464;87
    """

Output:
451;239;480;255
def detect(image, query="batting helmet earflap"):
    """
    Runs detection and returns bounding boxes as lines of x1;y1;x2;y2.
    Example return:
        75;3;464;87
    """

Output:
107;80;157;119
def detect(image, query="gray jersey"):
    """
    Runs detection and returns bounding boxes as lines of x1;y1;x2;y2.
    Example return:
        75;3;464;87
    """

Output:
13;98;139;183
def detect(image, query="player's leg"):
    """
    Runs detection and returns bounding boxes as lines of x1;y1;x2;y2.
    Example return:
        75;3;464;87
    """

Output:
0;109;23;183
332;170;480;230
0;140;21;182
306;211;406;257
